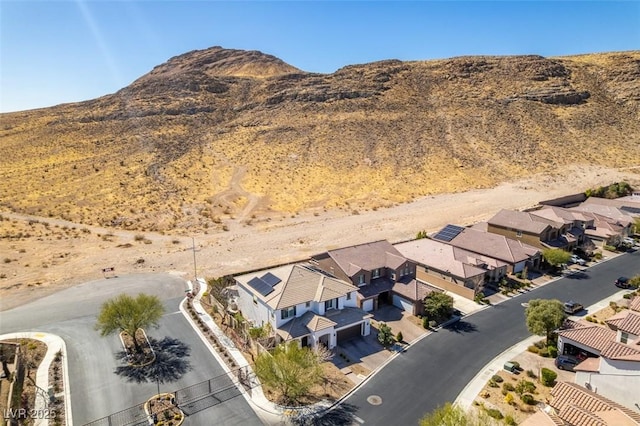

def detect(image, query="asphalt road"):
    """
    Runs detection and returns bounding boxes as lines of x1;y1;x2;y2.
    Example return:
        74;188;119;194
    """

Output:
343;250;640;425
0;274;262;426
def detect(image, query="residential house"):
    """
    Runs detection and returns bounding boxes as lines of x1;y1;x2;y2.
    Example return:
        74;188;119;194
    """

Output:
582;195;640;217
395;237;507;300
486;209;580;251
570;202;635;245
432;225;541;274
234;263;372;349
310;240;429;314
556;296;640;412
521;381;640;426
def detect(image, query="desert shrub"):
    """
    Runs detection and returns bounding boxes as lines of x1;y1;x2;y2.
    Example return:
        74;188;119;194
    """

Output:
396;331;403;342
526;369;537;379
541;368;557;386
548;346;558;358
485;408;503;420
603;244;616;251
504;414;517;426
534;340;546;349
134;234;145;241
521;394;536;405
504;393;514;405
539;347;549;357
516;380;536;395
491;374;503;383
489;379;498;388
527;345;539;354
593;252;603;260
586;316;595;322
422;316;429;329
503;382;515;392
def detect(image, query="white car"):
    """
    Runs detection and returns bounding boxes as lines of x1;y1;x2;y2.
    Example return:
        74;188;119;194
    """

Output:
570;255;586;265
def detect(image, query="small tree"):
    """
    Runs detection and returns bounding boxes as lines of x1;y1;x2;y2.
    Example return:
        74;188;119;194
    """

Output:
95;293;165;353
423;292;454;323
420;402;492;426
377;322;395;348
254;341;323;405
396;331;404;343
629;274;640;289
541;368;557;386
525;299;565;345
542;248;571;270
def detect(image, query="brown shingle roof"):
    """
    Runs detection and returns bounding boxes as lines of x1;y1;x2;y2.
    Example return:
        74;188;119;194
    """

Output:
327;240;409;278
550;382;640;426
447;227;540;264
489;209;554;234
394;238;487;279
558;326;617;353
391;279;440;302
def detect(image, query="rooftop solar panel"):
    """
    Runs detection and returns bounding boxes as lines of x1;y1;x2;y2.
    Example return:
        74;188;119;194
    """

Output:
621;206;640;214
433;224;465;242
247;277;274;297
261;272;282;286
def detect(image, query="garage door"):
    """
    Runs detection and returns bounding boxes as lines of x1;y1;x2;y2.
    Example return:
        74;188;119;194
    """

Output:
393;294;414;314
362;299;374;312
337;324;361;342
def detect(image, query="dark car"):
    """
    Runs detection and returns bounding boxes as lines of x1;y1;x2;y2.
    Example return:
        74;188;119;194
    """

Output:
615;277;630;289
555;355;579;371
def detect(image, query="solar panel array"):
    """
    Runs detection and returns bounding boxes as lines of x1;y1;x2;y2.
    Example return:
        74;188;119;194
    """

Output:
621;206;640;215
432;224;465;242
247;277;275;297
261;272;282;286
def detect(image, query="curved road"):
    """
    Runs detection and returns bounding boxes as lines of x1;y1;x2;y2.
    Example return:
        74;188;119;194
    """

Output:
343;250;640;425
0;273;262;425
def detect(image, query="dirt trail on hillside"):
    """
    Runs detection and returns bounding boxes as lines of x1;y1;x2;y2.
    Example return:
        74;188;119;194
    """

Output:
1;164;638;312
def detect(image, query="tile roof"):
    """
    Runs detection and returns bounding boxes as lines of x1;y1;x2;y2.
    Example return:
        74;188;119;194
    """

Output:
550;382;640;426
235;264;358;310
276;307;372;341
356;277;394;299
394;238;487;279
571;203;634;225
558;326;617;353
600;340;640;361
532;206;581;226
573;357;600;372
488;209;555;234
616;311;640;336
391;279;440;302
629;296;640;313
326;240;410;277
446;227;540;264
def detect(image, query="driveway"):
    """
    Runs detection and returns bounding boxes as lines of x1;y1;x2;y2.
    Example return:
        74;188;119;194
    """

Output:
333;305;426;379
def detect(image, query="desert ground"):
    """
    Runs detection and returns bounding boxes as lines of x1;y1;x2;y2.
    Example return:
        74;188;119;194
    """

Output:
1;164;639;312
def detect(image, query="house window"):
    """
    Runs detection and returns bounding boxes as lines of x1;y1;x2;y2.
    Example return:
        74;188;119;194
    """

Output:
305;301;311;308
281;306;296;319
516;230;522;237
390;272;396;280
325;299;336;311
372;269;380;279
253;295;258;305
621;332;629;344
403;265;410;276
346;292;352;300
358;274;365;285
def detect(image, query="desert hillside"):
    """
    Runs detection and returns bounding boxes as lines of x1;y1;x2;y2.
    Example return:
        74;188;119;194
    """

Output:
1;47;639;233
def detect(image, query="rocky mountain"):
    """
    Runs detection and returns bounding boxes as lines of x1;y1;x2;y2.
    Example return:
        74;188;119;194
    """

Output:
1;47;639;232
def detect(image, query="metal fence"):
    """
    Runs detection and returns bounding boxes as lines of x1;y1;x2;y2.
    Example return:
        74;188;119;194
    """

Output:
83;368;260;426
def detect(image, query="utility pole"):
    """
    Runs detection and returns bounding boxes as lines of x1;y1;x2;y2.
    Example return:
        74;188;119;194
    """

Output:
192;237;198;282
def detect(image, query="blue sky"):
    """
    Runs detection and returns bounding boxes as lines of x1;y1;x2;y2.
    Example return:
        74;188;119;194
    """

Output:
1;1;638;113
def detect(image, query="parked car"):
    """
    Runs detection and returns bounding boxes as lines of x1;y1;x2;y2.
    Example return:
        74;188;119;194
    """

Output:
555;355;579;371
622;237;636;246
569;255;586;265
615;276;631;289
563;300;584;314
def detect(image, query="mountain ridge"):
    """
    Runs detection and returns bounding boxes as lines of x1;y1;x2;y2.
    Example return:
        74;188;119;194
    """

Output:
1;47;639;232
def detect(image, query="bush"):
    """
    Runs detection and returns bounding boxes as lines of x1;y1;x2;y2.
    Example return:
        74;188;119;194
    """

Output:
504;414;517;426
534;340;546;349
548;346;558;358
541;368;557;386
521;394;536;405
526;369;537;379
503;382;515;392
539;347;549;357
485;408;503;420
422;316;429;329
516;380;536;395
491;374;504;383
489;380;498;388
527;345;539;354
396;331;403;343
510;361;520;370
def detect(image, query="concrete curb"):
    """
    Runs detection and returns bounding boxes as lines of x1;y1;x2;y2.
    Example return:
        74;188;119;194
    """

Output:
0;332;72;426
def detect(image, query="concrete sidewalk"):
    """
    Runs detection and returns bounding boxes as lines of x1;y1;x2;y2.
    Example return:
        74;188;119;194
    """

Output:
454;290;631;410
0;332;72;426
